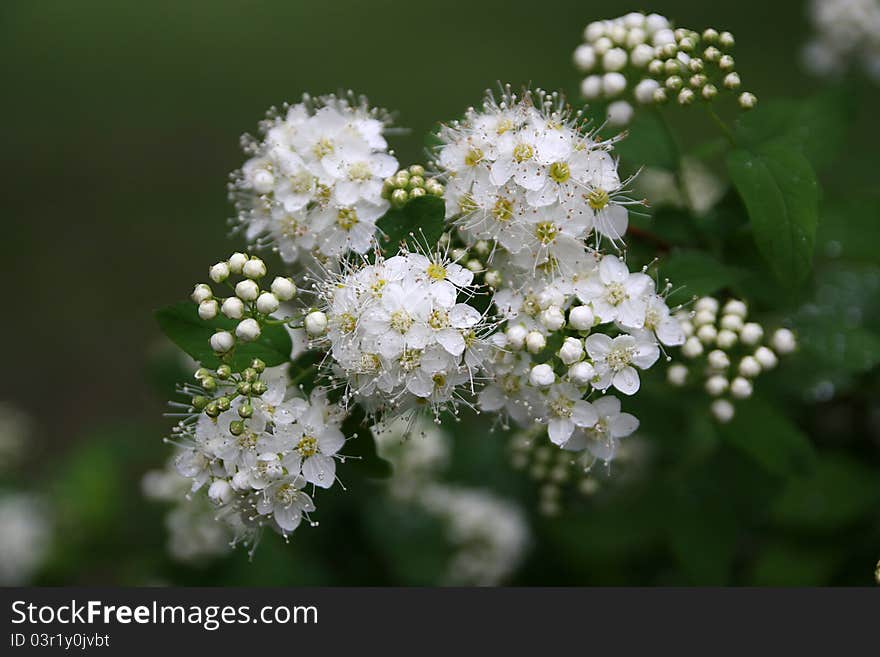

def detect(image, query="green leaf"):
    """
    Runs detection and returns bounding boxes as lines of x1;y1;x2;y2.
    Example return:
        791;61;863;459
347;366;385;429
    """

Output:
734;92;854;170
615;110;679;171
749;541;839;586
661;250;745;305
376;194;446;254
155;301;292;371
771;454;880;531
718;397;816;478
727;140;819;287
816;196;880;263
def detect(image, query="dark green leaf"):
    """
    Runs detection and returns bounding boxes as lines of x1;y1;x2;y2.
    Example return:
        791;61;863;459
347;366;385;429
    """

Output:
749;541;839;586
771;454;880;531
718;397;816;478
155;302;292;371
734;92;854;170
661;250;746;305
615;110;679;171
815;196;880;263
376;194;446;254
727;140;819;286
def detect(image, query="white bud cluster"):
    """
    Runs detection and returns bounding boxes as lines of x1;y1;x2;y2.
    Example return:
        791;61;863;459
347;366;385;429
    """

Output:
381;163;445;208
574;13;758;123
669;296;797;423
169;363;349;546
230;92;398;264
803;0;880;82
192;254;298;356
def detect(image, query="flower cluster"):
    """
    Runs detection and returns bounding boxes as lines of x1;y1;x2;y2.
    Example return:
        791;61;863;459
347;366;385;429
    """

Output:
484;252;682;434
191;253;297;356
667;296;797;423
307;250;491;418
803;0;880;80
435;86;637;254
574;12;757;124
169;362;348;547
230;93;398;264
381;164;445;208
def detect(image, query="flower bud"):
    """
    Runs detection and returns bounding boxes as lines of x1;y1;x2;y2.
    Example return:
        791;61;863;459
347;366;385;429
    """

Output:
526;331;547;354
704;46;721;62
718;55;735;71
221;297;245;320
256;292;280;314
705;375;729;396
228;252;248;274
191;283;213;304
216;364;232;379
540;306;566;332
210;330;235;353
594;36;613;55
632;44;655;67
738;355;761;378
232;470;249;490
719;32;735;48
242;257;267;279
667;363;688;386
559;337;584;365
238;403;254;419
697;324;717;344
607;100;634;126
198;299;219;320
209;262;230;283
701;84;718;100
529;364;555;388
771;328;797;355
754;346;778;369
702;28;719;42
271;276;297;301
506;325;528;350
305;311;328;336
573;44;596;72
722;299;747;317
484;270;502;288
603;47;628;71
720;314;744;331
569;361;595;386
580;75;602;99
466;258;483;273
678;88;695;105
252;169;274;194
716;329;738;349
723;73;741;90
682;336;704;358
711;399;735;423
738;92;757;109
707;349;730;370
208;479;233;505
602;72;627;96
695;297;719;313
740;322;763;345
569;305;595;331
730;377;753;399
251;358;266;373
236;318;261;342
694;309;716;326
235;279;260;301
634;79;660;104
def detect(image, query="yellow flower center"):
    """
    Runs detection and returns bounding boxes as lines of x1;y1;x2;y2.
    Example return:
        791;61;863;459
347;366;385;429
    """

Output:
297;435;318;457
390;310;413;333
549;161;571;183
337;207;359;230
605;283;626;306
492;198;514;222
427;263;447;280
464;147;484;167
513;143;534;163
535;221;559;245
313;138;334;159
459;193;478;215
339;313;357;334
587;188;610;210
429;309;450;329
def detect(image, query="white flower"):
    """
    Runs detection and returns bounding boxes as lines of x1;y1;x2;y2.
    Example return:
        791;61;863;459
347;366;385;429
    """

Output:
562;395;639;462
585;331;659;395
275;392;346;489
576;255;652;327
541;382;599;445
256;476;316;533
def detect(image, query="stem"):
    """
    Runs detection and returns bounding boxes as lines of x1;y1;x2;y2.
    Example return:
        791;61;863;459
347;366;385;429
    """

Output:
704;105;736;147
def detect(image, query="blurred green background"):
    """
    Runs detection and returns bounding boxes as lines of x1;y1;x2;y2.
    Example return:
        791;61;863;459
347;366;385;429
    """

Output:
1;0;879;585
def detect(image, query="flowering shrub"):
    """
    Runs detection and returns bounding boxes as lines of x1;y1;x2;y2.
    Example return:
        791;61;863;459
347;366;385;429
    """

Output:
149;13;853;555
